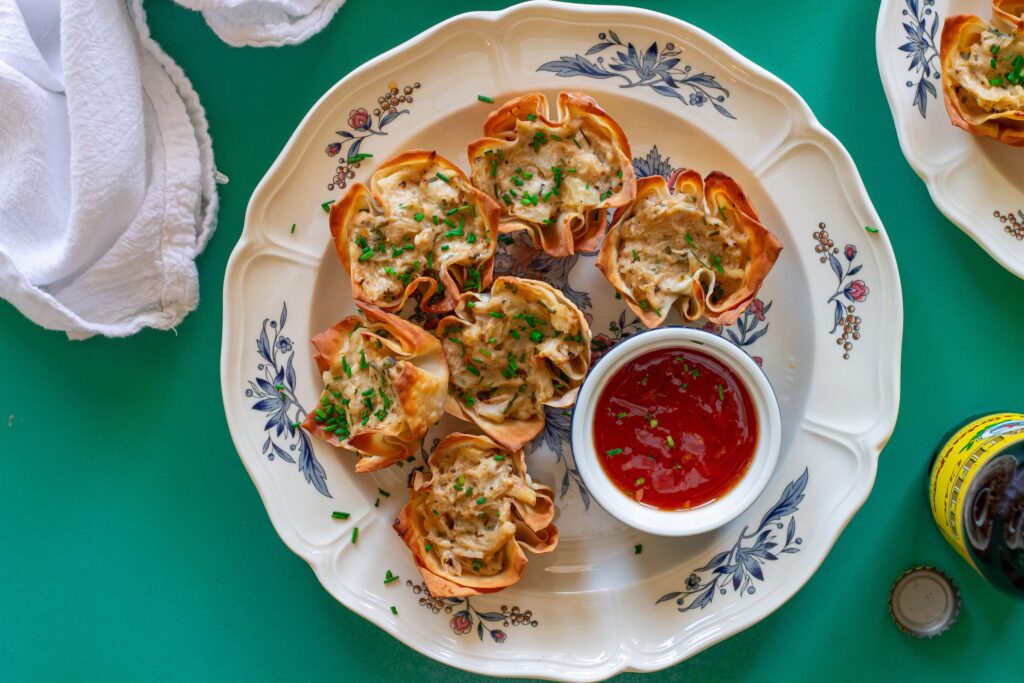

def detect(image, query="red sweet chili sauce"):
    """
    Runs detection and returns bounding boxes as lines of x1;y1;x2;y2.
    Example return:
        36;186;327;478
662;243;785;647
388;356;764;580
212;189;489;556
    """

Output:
593;347;758;510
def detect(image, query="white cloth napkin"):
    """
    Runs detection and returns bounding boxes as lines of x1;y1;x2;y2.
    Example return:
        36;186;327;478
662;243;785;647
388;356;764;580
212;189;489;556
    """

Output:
173;0;347;47
0;0;217;339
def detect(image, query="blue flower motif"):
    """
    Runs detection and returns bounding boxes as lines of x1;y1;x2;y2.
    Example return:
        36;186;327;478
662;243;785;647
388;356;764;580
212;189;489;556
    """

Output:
657;469;808;612
536;30;735;119
276;336;293;353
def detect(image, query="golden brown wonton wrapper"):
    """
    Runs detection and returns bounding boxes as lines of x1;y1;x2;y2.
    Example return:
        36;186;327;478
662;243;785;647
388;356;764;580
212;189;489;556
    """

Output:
994;0;1024;29
301;302;447;472
467;91;636;257
393;433;559;597
330;150;500;313
597;172;782;328
436;276;591;452
941;6;1024;146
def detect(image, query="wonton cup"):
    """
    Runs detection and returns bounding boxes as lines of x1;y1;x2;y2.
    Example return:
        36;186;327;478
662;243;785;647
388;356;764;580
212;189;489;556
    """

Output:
436;276;592;452
940;10;1024;146
597;172;782;328
330;150;500;313
467;92;636;257
393;433;559;597
301;302;447;472
994;0;1024;30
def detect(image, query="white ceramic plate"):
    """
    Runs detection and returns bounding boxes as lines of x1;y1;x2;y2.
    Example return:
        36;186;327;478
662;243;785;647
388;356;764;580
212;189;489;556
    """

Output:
877;0;1024;278
221;2;903;679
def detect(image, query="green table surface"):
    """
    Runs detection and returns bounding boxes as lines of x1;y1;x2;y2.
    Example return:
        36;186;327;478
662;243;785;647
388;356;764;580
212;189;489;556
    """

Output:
3;0;1023;680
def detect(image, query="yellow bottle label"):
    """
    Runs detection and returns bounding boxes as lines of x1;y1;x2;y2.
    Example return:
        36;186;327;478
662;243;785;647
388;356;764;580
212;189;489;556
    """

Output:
929;413;1024;570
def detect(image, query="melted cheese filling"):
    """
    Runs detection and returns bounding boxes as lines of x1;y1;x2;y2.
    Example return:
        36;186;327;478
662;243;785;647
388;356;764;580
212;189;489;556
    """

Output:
952;27;1024;112
418;445;537;577
477;119;626;224
441;282;587;422
615;191;747;315
316;328;406;443
348;163;491;304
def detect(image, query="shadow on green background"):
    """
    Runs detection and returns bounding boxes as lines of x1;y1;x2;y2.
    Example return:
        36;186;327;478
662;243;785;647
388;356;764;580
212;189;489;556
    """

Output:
1;0;1022;680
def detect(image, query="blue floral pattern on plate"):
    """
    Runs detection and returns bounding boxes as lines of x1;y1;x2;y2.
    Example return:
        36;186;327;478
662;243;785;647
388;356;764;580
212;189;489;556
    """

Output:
657;468;807;611
897;0;941;117
537;30;735;119
245;303;331;497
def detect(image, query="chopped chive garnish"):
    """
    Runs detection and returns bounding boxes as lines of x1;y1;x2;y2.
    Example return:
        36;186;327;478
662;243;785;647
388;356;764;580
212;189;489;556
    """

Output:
351;527;359;544
509;329;520;339
358;248;374;262
435;172;450;183
526;113;537;121
467;233;476;244
425;543;433;551
378;488;391;498
606;448;623;456
666;435;676;448
361;388;374;396
476;497;487;505
384;570;399;584
865;226;879;233
616;412;627;419
649;418;659;428
488;311;505;318
632;249;639;262
347;153;373;163
493;455;505;461
478;95;495;103
635;477;646;486
321;200;335;213
413;212;424;221
331;511;350;519
529;331;543;343
390;606;398;615
290;223;296;234
440;244;449;251
373;498;380;508
635;544;643;555
717;384;725;401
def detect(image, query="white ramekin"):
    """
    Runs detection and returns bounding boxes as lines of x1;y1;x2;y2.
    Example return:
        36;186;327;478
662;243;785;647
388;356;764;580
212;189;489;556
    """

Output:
570;326;781;536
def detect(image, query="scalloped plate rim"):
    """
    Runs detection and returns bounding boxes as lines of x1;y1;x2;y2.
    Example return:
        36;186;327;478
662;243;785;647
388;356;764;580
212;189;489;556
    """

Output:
221;1;903;679
875;0;1024;279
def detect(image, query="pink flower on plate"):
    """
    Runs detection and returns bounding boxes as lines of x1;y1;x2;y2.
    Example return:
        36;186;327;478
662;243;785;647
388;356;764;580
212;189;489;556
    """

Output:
325;142;342;157
348;107;371;130
844;244;857;261
752;356;763;367
491;629;507;644
702;321;723;335
844;280;869;302
748;298;765;321
590;333;615;364
450;613;472;635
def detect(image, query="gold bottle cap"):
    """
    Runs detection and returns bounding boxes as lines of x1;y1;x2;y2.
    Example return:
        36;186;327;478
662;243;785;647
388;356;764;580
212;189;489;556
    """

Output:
889;566;961;638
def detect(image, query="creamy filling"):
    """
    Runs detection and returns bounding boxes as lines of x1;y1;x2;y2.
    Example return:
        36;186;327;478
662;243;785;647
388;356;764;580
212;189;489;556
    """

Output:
952;27;1024;113
418;445;537;577
616;192;747;315
441;281;586;422
314;328;406;441
349;163;491;303
475;119;626;224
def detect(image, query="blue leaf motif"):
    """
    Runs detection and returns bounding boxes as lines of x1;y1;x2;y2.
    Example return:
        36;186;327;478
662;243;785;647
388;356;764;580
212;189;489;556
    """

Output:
336;130;354;138
347;137;364;160
585;42;613;55
847;264;863;277
744;325;769;346
758;468;808;530
828;252;843;281
651;84;685;102
272;443;295;464
253;398;282;413
285;353;297;391
694;549;731;572
478;612;505;622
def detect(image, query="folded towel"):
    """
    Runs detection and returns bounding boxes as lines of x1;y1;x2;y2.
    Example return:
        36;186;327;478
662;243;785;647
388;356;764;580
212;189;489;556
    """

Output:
173;0;347;47
0;0;217;339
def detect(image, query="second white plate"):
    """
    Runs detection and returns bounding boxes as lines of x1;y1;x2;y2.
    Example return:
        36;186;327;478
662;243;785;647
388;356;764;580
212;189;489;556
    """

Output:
878;0;1024;277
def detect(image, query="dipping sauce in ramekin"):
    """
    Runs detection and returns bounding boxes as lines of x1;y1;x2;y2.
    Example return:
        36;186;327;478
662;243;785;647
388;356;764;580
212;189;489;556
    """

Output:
570;327;780;536
593;347;757;510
